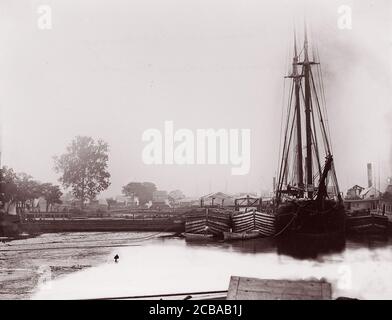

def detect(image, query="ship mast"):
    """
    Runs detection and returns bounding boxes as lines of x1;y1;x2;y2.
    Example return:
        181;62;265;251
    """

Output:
303;28;314;198
276;27;341;204
293;32;304;196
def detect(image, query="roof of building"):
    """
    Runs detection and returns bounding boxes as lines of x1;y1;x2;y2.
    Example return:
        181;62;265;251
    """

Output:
361;186;381;199
200;192;233;200
348;185;365;190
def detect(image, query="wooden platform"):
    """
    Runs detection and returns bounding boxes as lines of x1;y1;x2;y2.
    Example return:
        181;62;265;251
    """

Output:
227;276;332;300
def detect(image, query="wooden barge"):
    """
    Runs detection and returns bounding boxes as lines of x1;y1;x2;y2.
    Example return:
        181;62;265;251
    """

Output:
184;208;231;239
346;213;388;234
231;210;275;237
19;216;185;234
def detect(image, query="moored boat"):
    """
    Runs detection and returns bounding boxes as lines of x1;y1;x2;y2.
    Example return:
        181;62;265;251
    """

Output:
273;28;346;239
185;208;231;236
222;230;261;241
346;213;388;234
231;210;275;237
183;232;215;241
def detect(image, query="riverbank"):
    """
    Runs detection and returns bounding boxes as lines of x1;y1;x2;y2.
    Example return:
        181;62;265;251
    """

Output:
2;231;392;300
0;232;174;299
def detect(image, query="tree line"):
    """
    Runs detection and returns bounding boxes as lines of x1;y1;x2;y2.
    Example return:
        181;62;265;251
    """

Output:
0;167;62;213
1;135;186;213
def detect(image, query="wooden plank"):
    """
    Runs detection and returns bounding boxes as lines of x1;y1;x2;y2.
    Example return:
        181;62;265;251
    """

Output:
227;276;331;300
226;276;241;300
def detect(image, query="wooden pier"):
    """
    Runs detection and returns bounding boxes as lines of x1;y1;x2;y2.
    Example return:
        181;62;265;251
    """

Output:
227;276;332;300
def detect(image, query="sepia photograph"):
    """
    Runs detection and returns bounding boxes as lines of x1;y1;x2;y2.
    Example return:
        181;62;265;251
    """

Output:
0;0;391;306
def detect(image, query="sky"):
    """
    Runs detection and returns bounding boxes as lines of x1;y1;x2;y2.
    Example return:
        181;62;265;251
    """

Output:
0;0;391;198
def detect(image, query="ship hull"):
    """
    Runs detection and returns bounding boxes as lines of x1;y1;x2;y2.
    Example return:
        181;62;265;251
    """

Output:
183;232;215;241
185;208;231;235
275;199;346;237
346;214;388;234
231;210;275;237
223;230;261;241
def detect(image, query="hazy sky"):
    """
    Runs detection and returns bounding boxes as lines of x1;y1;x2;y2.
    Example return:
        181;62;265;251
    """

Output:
1;0;391;198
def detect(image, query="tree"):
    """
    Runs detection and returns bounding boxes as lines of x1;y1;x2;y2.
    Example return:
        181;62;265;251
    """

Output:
0;166;18;213
54;136;111;207
122;182;157;205
14;173;42;210
168;189;185;206
41;183;63;212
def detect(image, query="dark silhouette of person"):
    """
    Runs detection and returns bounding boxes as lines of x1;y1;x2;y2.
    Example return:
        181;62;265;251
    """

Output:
114;254;119;263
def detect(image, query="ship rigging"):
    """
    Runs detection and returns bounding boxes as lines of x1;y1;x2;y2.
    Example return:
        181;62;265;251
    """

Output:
274;28;345;236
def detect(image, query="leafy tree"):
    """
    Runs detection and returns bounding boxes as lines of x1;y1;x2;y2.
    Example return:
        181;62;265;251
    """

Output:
54;136;111;207
168;189;185;200
168;189;185;206
14;173;42;210
0;166;18;212
122;182;157;205
41;183;63;212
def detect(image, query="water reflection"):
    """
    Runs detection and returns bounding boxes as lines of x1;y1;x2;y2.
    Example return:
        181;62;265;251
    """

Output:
12;232;391;300
347;234;391;249
185;237;277;255
276;235;346;260
184;233;392;260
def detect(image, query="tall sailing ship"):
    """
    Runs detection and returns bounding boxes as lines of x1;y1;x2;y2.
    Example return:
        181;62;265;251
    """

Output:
274;29;345;238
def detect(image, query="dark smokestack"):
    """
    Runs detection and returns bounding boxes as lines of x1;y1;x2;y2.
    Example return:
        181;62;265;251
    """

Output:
367;163;373;188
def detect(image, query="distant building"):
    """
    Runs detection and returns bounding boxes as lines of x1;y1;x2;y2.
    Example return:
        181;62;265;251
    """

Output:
177;197;200;207
234;192;259;199
344;184;383;214
344;198;378;213
149;202;171;210
34;197;48;212
200;192;235;207
86;198;109;211
361;186;382;199
153;190;168;203
345;185;365;200
380;184;392;221
113;195;139;207
150;191;170;209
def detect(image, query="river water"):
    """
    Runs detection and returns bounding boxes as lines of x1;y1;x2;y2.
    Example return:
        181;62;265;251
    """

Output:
1;232;392;300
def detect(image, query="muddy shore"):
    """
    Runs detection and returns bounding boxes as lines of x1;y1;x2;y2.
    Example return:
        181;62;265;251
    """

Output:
0;232;171;299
